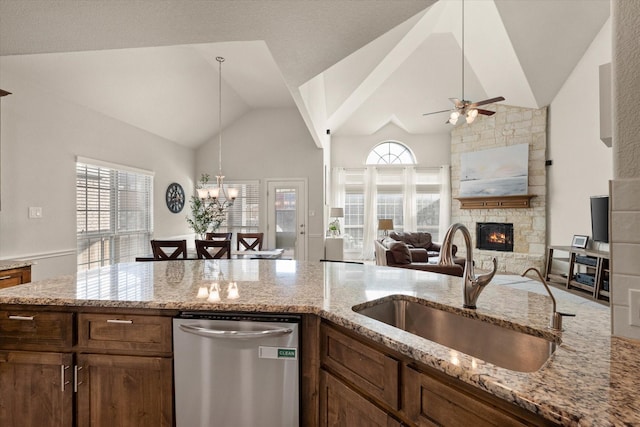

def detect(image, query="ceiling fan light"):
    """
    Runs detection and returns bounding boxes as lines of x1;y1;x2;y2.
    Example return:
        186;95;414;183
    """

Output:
448;111;460;125
466;108;478;123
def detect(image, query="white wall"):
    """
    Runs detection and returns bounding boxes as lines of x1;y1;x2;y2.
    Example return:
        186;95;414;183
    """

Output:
195;107;325;261
0;71;195;280
547;18;613;247
331;123;451;168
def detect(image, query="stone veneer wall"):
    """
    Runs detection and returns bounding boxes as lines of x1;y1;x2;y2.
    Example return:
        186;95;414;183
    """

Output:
450;105;547;274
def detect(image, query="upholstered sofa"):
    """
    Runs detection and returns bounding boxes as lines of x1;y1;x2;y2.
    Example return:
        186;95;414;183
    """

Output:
374;236;464;277
389;231;456;258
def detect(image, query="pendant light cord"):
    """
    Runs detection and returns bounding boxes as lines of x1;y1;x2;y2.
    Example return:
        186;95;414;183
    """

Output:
216;56;224;178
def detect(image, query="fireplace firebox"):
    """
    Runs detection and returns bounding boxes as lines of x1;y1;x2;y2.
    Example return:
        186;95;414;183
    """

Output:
476;222;514;252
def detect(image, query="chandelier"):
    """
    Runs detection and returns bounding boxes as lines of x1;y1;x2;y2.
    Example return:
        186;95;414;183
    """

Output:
197;56;238;212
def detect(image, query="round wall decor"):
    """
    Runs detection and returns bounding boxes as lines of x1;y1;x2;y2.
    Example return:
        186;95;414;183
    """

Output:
165;182;185;213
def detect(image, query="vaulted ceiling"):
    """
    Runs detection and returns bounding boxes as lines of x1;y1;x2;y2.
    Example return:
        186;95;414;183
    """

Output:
0;0;610;149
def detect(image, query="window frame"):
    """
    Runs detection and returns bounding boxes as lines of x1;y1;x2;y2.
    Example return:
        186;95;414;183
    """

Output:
76;158;154;272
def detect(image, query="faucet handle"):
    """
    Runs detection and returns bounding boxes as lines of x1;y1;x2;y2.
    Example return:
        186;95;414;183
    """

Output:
558;312;575;318
552;311;575;331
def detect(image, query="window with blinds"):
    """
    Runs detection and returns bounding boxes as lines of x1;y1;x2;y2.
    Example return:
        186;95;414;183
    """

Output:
76;161;153;271
224;181;260;233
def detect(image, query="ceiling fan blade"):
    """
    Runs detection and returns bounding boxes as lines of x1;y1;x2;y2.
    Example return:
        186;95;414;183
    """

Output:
422;109;452;116
0;89;12;97
449;98;463;108
476;109;496;116
468;96;505;108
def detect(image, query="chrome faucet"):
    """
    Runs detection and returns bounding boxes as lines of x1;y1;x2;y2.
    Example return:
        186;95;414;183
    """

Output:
521;267;575;331
439;223;497;309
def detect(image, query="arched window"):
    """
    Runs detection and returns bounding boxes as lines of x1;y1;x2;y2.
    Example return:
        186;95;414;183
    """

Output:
366;141;416;165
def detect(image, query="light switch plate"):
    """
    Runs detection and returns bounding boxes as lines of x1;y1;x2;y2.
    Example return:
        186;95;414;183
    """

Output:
28;207;43;219
629;289;640;327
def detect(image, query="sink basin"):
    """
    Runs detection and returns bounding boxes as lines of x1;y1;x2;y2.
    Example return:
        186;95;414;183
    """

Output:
353;296;556;372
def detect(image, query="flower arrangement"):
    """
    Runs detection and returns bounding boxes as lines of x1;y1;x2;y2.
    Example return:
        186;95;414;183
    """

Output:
186;174;227;238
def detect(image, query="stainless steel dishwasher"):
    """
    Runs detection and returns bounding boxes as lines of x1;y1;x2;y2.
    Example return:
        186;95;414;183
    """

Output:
173;312;300;427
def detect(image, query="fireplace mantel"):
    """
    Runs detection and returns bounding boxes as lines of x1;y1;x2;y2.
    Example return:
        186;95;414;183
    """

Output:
456;194;534;209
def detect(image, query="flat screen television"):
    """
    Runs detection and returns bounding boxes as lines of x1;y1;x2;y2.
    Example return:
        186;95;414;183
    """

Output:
590;195;609;243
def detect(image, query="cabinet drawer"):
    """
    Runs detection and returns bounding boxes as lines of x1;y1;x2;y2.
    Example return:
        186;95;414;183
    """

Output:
0;266;31;289
78;313;172;353
320;323;399;409
320;369;402;427
403;365;542;427
0;310;73;350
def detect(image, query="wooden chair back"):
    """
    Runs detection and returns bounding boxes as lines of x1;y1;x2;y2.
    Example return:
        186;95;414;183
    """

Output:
195;239;231;259
237;233;264;251
151;239;187;260
205;232;232;241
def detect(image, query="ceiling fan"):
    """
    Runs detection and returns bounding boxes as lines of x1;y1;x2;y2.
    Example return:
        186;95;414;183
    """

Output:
423;0;504;125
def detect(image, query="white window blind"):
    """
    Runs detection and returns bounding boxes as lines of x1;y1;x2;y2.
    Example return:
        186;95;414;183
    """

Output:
224;181;260;233
76;161;153;271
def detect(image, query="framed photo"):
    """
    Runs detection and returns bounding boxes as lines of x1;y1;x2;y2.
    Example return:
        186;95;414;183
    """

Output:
571;235;589;249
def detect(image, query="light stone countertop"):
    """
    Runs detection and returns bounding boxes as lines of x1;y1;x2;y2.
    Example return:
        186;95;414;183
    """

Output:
0;259;637;426
0;259;33;271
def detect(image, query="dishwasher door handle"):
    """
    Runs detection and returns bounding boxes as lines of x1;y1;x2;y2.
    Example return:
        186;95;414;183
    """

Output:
178;323;293;339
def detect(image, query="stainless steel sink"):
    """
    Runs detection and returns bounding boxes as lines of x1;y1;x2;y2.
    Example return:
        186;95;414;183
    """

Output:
353;296;556;372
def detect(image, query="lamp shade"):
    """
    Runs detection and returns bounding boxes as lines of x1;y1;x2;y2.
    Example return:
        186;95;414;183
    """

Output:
378;219;394;231
330;207;344;218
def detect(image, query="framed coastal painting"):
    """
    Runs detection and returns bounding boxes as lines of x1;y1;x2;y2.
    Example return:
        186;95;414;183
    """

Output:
459;144;529;197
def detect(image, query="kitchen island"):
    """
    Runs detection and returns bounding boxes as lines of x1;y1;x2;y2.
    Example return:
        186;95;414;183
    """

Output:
0;259;638;426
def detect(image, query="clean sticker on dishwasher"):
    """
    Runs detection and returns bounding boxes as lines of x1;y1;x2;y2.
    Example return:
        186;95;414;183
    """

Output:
259;346;297;360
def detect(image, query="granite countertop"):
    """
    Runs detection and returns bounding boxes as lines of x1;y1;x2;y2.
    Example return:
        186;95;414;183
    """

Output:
0;259;637;426
0;259;33;271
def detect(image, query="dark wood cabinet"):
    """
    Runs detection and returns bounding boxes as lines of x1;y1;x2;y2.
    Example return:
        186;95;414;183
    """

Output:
320;369;402;427
75;312;173;426
319;321;558;427
76;353;173;427
0;265;31;289
0;305;174;427
320;322;399;410
402;364;554;427
0;350;73;427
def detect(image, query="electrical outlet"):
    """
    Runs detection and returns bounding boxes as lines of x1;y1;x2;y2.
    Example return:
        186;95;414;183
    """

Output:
28;207;43;219
630;289;640;327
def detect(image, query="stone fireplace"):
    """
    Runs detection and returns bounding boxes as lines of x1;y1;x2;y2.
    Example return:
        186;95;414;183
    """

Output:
476;222;514;252
450;105;548;273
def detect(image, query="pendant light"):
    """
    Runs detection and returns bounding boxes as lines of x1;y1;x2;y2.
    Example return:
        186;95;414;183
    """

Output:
198;56;238;211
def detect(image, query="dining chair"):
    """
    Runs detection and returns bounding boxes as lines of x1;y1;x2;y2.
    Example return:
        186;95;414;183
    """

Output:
150;239;188;260
205;232;232;241
195;239;232;259
237;232;264;251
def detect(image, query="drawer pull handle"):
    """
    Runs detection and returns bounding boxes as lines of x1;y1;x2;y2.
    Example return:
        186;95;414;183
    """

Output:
0;275;11;280
8;315;34;321
107;319;133;324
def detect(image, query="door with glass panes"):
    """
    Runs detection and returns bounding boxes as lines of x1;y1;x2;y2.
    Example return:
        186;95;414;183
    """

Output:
266;180;307;260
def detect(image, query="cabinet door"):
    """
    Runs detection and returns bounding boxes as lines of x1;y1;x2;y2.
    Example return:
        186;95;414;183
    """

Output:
76;354;173;427
0;350;73;427
320;370;401;427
